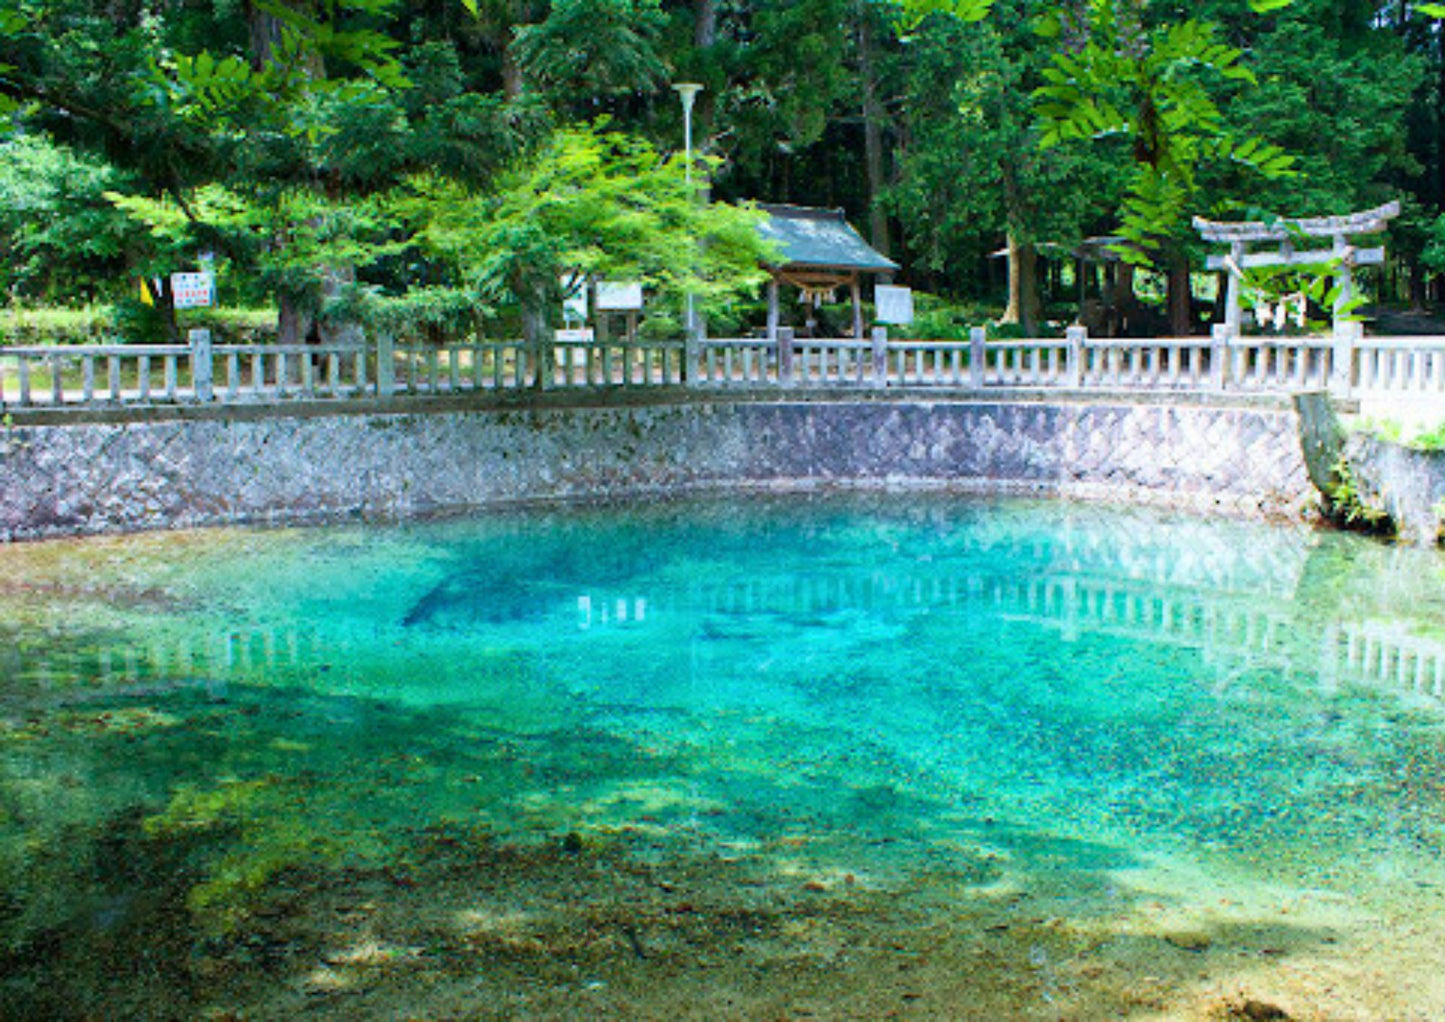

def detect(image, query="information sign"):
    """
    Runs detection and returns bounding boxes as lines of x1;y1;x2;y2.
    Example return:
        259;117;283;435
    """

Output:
596;281;644;311
171;272;216;309
874;285;914;325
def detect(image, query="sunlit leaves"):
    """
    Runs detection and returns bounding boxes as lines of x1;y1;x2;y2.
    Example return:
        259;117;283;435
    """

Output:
405;122;772;319
883;0;993;33
1031;3;1296;265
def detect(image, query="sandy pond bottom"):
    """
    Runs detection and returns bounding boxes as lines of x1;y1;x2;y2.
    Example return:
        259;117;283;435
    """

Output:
2;495;1445;1020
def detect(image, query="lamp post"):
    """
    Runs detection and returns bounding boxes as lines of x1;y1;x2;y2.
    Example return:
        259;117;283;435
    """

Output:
673;83;703;344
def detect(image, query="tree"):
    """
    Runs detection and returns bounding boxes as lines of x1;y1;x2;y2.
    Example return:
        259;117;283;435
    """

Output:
404;121;773;360
1034;1;1297;334
0;134;138;303
887;2;1119;331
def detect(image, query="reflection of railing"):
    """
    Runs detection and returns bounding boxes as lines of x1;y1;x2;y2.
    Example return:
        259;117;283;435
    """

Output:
1334;622;1445;698
10;570;1445;713
9;326;1445;412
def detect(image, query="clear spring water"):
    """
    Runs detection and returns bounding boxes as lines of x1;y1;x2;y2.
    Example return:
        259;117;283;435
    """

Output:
3;495;1445;1019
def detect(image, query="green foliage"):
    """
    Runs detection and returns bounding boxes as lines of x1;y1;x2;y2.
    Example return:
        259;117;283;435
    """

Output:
324;284;488;342
0;306;275;345
405;122;773;332
1034;4;1296;268
0;135;138;302
884;0;994;31
1408;421;1445;453
513;0;666;101
886;2;1119;308
1237;257;1365;333
1325;456;1393;534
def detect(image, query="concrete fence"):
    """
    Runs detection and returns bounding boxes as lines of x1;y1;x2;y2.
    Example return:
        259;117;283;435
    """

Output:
3;324;1443;413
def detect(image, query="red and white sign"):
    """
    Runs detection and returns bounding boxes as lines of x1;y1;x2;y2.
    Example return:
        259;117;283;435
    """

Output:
171;272;215;309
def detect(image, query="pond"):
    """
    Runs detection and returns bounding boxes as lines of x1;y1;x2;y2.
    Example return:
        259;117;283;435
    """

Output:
2;495;1445;1019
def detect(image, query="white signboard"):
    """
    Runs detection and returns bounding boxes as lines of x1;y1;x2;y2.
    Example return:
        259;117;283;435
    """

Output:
874;284;914;325
555;327;596;342
596;281;644;311
171;271;215;309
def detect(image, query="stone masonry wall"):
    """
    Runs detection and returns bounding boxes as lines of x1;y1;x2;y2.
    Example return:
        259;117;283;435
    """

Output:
0;397;1315;541
1340;433;1445;545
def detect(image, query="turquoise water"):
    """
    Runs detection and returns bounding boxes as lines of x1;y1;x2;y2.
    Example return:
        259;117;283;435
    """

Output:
3;496;1445;1018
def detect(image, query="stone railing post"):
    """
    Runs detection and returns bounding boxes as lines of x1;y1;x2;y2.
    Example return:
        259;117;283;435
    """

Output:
1065;325;1087;388
1210;323;1232;391
376;332;396;397
778;327;795;387
189;328;213;403
1330;319;1360;397
685;320;703;388
969;326;986;388
871;326;888;388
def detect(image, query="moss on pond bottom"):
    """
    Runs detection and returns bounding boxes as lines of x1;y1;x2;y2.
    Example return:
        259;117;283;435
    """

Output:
2;823;1429;1021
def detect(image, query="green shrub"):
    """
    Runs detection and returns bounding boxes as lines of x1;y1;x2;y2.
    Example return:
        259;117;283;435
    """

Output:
0;305;276;345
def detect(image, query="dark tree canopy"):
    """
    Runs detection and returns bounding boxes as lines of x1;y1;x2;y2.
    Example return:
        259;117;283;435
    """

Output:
0;0;1438;332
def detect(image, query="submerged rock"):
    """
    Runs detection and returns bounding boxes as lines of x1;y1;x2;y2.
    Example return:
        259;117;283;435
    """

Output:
1163;930;1212;952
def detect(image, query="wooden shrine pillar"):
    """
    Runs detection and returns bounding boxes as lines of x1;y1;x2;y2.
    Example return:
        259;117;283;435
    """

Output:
850;275;864;340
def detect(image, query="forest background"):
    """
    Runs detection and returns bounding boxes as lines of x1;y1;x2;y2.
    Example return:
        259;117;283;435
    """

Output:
0;0;1437;346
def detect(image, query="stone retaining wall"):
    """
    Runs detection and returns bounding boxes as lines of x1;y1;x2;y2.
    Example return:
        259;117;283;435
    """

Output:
0;396;1316;541
1340;433;1445;544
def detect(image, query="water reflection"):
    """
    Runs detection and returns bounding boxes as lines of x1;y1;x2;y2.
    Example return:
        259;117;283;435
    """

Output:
6;499;1437;711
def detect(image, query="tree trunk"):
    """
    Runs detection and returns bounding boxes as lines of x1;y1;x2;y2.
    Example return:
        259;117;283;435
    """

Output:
154;276;181;344
278;294;311;346
518;274;550;389
690;0;718;145
1167;256;1193;336
502;36;525;99
856;1;891;280
1002;232;1040;336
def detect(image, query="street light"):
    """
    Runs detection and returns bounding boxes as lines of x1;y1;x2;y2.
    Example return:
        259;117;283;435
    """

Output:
673;83;702;187
673;83;703;340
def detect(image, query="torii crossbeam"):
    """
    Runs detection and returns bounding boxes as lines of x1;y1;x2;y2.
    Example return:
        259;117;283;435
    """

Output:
1193;201;1399;338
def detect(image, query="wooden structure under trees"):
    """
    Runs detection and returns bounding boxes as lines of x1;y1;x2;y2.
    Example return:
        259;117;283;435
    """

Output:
1193;201;1400;338
757;205;899;341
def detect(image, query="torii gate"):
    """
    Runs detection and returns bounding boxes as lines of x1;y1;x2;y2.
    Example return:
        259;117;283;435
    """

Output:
1193;201;1400;339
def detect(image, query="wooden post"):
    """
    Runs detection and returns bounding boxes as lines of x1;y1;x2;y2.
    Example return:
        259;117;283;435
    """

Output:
187;329;212;404
850;275;864;340
871;326;888;388
1066;325;1086;388
1211;323;1231;390
376;332;396;397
